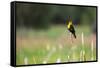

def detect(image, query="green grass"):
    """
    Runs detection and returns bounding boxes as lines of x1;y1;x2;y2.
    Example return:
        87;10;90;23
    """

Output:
16;25;96;65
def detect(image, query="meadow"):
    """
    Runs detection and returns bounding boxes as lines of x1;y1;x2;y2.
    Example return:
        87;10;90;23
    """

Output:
16;25;96;65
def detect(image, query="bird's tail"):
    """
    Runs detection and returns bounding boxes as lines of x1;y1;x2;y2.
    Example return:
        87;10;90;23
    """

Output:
73;33;76;39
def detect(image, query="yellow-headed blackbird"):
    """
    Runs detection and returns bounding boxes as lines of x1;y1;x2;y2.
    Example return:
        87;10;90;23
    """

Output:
67;17;76;38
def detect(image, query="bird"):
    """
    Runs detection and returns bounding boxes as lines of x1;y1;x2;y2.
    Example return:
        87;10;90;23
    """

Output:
66;17;76;39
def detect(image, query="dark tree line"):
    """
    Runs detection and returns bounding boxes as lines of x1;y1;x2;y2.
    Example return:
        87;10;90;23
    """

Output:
16;3;96;29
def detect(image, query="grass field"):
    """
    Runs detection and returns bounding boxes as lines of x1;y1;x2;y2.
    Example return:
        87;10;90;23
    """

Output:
16;25;96;65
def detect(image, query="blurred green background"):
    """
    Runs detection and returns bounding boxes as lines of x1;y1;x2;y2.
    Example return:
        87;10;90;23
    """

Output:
16;3;96;30
16;2;97;65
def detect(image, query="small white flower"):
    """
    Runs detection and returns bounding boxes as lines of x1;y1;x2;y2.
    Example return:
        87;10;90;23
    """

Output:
56;58;61;63
24;57;28;65
43;60;47;64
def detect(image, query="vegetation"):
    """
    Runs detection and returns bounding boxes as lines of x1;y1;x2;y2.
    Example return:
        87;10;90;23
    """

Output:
16;25;96;65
